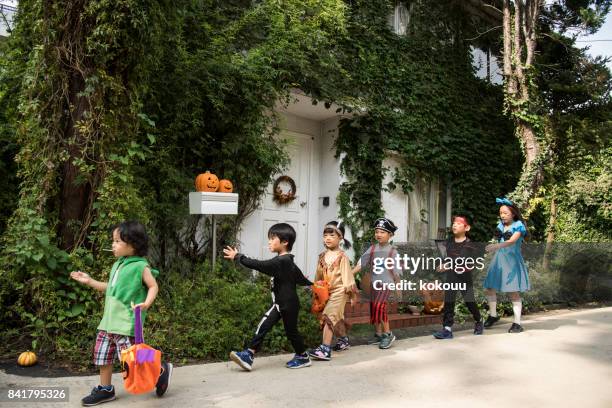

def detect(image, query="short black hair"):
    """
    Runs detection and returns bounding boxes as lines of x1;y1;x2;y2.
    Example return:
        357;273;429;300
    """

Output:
114;220;149;256
268;223;296;251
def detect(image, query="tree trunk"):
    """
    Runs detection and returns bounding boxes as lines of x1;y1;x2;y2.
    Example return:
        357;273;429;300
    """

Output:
514;121;544;206
502;0;545;209
58;72;92;250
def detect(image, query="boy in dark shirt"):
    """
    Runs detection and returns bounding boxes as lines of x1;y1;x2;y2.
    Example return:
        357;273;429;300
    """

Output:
433;215;484;339
223;223;313;370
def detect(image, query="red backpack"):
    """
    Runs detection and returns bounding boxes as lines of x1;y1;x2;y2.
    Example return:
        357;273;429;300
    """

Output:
120;307;162;394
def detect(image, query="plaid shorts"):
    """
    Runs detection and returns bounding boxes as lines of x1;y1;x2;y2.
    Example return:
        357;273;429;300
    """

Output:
93;330;134;366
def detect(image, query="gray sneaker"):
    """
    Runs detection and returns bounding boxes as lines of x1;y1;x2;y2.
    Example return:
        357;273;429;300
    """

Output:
367;333;382;345
379;332;396;349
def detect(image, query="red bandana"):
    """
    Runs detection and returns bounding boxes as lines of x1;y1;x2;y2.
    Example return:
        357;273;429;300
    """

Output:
453;216;469;226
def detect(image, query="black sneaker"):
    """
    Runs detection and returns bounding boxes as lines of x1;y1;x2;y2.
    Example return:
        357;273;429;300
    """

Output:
474;320;484;335
508;323;524;333
81;385;116;406
156;362;173;397
433;328;453;340
483;315;500;328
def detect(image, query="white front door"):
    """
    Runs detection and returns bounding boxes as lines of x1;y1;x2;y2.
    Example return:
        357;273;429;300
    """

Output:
258;132;312;271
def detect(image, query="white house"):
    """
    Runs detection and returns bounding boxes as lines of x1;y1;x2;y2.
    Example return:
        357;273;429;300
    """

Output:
236;2;502;276
237;90;452;277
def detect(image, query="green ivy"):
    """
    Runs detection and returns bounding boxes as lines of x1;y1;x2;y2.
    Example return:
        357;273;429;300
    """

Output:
333;1;521;248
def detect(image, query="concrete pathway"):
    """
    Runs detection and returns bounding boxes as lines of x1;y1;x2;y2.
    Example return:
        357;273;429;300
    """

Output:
2;307;612;408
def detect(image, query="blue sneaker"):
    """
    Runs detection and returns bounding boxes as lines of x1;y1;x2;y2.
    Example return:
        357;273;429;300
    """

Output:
286;353;312;369
229;349;254;371
433;328;453;339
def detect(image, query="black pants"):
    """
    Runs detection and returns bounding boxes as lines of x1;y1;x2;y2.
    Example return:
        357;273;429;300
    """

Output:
248;303;306;354
443;272;481;328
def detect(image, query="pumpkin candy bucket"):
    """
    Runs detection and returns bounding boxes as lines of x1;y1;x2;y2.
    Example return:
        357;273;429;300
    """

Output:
120;307;162;394
420;288;445;315
310;280;330;314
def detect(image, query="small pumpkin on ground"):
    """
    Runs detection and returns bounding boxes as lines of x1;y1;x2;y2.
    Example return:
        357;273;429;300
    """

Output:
17;351;37;367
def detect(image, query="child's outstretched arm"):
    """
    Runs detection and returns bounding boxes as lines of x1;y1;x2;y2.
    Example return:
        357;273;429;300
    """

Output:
132;267;158;311
224;246;279;277
70;271;107;292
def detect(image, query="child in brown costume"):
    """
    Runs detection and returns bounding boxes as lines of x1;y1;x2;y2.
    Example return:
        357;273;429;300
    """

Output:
308;221;356;360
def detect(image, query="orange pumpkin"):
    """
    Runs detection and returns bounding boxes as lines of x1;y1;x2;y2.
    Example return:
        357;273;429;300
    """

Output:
218;179;233;193
17;351;37;367
195;171;219;192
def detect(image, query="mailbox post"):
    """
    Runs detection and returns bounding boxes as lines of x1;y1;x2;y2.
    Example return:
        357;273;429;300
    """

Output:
189;192;239;267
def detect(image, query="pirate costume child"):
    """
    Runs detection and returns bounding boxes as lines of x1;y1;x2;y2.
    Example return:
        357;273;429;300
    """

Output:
354;217;401;349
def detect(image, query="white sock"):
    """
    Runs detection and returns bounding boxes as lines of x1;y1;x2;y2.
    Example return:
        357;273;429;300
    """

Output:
444;326;452;332
512;301;522;324
487;295;497;317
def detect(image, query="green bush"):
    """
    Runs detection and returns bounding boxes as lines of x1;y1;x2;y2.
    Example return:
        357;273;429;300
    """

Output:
0;259;321;370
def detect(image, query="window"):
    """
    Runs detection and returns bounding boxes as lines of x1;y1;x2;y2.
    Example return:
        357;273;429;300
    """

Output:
0;2;16;37
470;46;503;85
427;179;451;240
389;2;410;36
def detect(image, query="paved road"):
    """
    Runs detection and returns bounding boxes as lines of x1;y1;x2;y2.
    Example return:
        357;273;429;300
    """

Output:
2;307;612;408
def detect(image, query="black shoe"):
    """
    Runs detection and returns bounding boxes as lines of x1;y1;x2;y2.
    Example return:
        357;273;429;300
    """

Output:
156;362;173;397
474;320;484;335
433;328;453;340
81;385;116;406
483;316;500;328
508;323;524;333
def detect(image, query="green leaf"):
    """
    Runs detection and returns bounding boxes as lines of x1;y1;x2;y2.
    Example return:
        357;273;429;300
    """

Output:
70;304;85;316
47;257;57;270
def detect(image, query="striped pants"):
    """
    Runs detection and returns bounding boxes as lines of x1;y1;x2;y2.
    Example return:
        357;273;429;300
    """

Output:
370;289;391;324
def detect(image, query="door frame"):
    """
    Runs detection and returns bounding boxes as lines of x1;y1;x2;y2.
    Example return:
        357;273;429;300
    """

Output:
276;130;317;275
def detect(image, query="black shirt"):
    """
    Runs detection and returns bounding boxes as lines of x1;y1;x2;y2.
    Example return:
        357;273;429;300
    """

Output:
235;253;313;309
445;237;479;274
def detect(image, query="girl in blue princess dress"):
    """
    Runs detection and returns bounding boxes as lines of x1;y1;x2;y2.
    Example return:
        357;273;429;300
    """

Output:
483;198;530;333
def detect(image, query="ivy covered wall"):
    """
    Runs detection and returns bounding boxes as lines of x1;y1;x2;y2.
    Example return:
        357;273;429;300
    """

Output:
331;1;521;251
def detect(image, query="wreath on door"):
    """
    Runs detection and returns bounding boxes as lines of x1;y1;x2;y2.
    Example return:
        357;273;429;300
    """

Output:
273;175;297;205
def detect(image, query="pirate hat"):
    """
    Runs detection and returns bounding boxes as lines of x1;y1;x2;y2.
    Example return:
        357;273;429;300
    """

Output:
373;217;398;234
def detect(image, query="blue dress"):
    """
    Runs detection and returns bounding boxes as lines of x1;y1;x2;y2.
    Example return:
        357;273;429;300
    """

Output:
483;220;530;292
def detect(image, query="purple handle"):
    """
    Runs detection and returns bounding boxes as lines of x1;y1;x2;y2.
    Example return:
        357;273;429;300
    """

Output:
134;306;144;344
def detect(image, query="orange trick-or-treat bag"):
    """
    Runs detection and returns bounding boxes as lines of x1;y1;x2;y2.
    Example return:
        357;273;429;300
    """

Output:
120;306;162;394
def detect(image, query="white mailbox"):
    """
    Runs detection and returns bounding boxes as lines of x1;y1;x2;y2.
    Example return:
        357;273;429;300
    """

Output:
189;192;239;215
